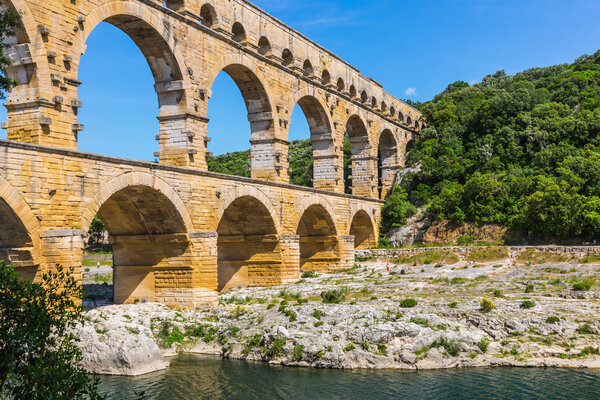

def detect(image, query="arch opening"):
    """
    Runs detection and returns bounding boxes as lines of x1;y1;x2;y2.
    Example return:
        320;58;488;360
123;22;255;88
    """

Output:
200;3;217;27
288;96;336;190
258;36;271;55
360;90;368;103
217;196;281;292
303;60;314;77
321;69;331;85
297;205;339;272
349;85;357;99
345;115;372;196
207;64;275;179
232;22;247;43
0;198;37;278
282;49;294;67
378;129;398;199
350;210;377;250
336;78;345;92
78;15;185;160
85;185;191;307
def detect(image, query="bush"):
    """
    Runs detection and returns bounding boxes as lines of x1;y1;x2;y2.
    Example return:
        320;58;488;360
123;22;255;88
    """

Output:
265;338;286;359
243;334;264;354
292;345;305;361
477;337;490;353
302;271;318;278
312;309;323;320
573;280;593;291
525;284;534;293
344;344;356;352
0;262;104;399
546;316;560;324
480;298;495;312
400;298;418;308
431;336;461;357
520;300;536;309
377;344;388;356
577;323;594;334
493;290;503;297
320;288;348;304
448;301;458;309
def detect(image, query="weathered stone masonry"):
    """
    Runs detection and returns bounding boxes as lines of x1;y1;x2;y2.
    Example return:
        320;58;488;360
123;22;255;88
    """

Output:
0;0;423;308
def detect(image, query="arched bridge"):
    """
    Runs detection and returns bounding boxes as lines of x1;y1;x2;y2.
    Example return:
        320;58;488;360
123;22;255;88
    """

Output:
0;0;423;308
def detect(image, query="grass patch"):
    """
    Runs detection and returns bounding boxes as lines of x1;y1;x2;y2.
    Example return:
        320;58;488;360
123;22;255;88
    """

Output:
321;288;348;304
467;247;509;262
520;300;536;309
400;298;418;308
572;280;594;291
516;249;572;264
394;250;460;266
302;271;319;278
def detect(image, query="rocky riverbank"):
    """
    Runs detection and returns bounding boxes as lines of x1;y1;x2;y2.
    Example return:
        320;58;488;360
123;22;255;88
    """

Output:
77;248;600;375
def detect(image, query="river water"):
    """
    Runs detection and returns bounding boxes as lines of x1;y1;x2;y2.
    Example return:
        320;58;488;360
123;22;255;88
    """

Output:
97;355;600;399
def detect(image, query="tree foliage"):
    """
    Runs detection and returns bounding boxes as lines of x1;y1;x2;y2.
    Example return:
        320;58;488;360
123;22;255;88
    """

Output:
0;262;104;399
380;186;417;236
403;50;600;240
0;8;21;98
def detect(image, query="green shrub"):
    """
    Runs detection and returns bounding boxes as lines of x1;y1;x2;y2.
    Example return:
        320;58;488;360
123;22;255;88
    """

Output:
302;271;319;278
312;309;323;320
314;321;324;327
520;300;536;309
400;298;418;308
320;288;348;304
577;323;594;334
448;302;458;309
493;290;503;297
293;345;305;361
431;336;461;357
573;280;593;291
344;344;356;352
377;344;387;356
243;334;263;354
265;338;286;359
546;316;560;324
477;337;490;353
525;284;534;293
410;317;430;327
480;298;495;312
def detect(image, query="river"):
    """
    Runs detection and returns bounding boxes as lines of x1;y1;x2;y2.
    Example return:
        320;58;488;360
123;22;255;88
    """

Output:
97;355;600;399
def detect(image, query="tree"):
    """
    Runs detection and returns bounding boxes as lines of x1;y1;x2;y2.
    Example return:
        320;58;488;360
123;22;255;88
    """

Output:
0;262;104;400
88;215;106;247
380;185;417;235
0;8;21;98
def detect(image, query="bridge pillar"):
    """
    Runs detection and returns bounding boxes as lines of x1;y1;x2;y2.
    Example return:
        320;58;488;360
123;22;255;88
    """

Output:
313;154;343;192
249;111;289;182
351;156;378;198
380;165;400;199
339;235;356;271
189;232;219;306
39;229;86;283
280;234;301;283
156;113;210;169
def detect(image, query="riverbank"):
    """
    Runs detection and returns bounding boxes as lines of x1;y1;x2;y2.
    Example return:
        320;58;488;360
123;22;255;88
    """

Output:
77;247;600;375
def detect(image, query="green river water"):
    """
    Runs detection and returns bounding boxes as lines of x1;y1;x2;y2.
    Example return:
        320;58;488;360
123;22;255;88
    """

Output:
97;355;600;399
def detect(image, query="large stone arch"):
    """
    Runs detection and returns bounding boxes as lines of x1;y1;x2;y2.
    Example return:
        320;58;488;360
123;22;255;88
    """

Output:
79;171;195;305
0;175;41;275
296;202;340;273
285;88;338;191
206;53;283;181
80;171;194;233
349;208;377;250
216;194;282;291
291;195;340;236
213;185;279;234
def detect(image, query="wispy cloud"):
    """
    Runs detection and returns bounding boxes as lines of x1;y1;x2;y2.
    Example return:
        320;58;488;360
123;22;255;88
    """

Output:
405;87;418;97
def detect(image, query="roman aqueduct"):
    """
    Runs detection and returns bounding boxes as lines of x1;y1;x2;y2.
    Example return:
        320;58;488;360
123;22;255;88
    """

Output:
0;0;422;307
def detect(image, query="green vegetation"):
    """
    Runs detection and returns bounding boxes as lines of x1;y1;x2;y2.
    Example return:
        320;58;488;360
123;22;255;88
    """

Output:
395;250;460;266
207;150;251;178
292;345;305;361
0;262;104;399
480;298;495;312
344;344;356;352
467;247;509;262
399;298;418;308
477;337;490;353
520;300;536;309
396;51;600;242
380;186;417;237
546;316;560;324
320;288;348;304
302;271;319;278
572;280;593;291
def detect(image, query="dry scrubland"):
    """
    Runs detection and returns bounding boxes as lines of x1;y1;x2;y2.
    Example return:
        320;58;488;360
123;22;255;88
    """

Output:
78;248;600;375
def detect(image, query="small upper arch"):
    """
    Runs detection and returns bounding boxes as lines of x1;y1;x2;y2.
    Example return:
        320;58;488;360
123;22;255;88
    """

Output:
303;59;314;77
321;69;331;85
200;3;218;28
282;48;294;67
258;36;271;55
232;22;247;43
336;78;345;92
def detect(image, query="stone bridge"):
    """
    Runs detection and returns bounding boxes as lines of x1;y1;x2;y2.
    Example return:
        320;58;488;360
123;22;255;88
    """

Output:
0;0;422;308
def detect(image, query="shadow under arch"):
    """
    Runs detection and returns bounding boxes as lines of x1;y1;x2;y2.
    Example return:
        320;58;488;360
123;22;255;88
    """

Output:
80;173;194;305
350;209;377;250
296;204;340;272
216;195;281;292
0;176;41;280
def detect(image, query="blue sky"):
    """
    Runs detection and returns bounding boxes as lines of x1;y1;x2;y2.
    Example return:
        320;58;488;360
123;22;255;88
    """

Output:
2;0;599;159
